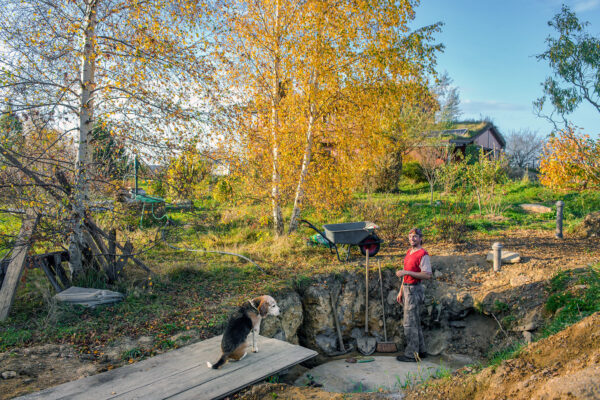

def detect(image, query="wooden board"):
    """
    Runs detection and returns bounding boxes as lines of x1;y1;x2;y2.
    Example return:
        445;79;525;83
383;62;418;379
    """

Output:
0;210;40;320
16;335;317;400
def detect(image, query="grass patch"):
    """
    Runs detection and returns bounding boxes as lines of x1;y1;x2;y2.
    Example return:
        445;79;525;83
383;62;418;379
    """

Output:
0;181;595;358
540;264;600;338
487;341;526;368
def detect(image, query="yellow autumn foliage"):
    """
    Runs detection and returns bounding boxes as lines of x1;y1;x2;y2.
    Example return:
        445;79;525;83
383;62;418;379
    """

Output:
539;127;600;190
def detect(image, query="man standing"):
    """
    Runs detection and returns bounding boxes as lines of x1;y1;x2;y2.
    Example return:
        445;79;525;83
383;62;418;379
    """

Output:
396;228;432;362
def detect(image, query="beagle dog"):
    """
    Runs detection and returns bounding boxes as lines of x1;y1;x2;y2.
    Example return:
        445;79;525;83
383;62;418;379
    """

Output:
207;295;280;369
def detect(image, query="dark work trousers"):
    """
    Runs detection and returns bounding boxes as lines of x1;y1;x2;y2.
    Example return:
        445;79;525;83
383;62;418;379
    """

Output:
403;283;426;358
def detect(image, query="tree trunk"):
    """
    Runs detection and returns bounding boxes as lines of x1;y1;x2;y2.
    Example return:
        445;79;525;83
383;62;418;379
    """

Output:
69;0;97;278
429;181;434;205
270;0;284;236
288;88;317;234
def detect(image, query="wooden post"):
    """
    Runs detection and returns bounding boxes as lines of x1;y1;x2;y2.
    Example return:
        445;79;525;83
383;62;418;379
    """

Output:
40;257;63;293
85;218;153;274
556;200;564;239
108;229;117;281
53;252;71;288
492;242;502;272
83;230;109;272
0;210;40;321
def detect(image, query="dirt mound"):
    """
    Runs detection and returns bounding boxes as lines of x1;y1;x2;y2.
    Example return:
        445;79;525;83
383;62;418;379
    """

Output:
405;312;600;400
238;382;388;400
581;211;600;238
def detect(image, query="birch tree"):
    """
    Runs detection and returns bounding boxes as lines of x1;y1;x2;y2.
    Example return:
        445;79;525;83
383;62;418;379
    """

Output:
0;0;214;276
286;2;443;231
214;0;304;236
216;0;442;233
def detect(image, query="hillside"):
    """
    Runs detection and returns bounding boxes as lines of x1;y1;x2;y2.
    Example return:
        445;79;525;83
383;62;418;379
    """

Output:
406;312;600;400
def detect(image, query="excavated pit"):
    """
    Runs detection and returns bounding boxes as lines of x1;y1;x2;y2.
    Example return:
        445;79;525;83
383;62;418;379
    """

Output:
259;254;507;393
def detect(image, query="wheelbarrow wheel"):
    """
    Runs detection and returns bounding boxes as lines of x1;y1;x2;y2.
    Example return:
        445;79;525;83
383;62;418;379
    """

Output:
359;234;380;257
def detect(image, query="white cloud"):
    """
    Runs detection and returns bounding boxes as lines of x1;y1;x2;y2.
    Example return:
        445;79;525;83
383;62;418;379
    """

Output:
462;99;529;113
573;0;600;12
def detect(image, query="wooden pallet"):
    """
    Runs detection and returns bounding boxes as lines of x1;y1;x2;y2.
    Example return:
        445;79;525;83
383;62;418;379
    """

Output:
16;335;318;400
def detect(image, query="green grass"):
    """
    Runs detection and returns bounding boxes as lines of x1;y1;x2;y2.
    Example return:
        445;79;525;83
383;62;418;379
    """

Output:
0;180;595;358
540;264;600;338
487;341;525;368
480;263;600;369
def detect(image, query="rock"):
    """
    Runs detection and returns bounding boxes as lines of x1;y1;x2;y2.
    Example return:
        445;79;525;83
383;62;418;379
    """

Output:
514;307;544;332
1;371;17;379
386;289;398;305
522;331;533;343
261;291;303;344
297;270;403;354
582;211;600;237
315;332;338;353
298;281;343;354
520;203;552;213
486;250;521;264
424;329;450;356
438;289;474;320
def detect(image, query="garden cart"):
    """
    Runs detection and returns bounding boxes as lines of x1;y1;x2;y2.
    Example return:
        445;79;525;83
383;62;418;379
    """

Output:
300;219;383;262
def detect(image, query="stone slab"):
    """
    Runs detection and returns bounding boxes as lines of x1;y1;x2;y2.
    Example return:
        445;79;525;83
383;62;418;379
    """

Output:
294;356;444;393
520;204;552;213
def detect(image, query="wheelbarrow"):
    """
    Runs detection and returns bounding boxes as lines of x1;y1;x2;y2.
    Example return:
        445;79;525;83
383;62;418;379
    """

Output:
300;219;383;262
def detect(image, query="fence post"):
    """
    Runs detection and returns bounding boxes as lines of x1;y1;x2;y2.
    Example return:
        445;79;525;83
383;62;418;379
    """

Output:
555;201;564;239
492;242;502;272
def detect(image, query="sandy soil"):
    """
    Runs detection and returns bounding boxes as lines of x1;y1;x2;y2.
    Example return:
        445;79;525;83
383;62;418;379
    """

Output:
404;312;600;400
1;228;598;400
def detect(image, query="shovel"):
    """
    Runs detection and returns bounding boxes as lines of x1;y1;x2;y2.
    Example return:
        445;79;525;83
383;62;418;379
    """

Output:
376;259;397;353
357;251;376;355
329;290;353;356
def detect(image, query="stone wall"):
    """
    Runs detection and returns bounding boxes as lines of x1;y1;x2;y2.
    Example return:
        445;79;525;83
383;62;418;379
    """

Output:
261;267;479;357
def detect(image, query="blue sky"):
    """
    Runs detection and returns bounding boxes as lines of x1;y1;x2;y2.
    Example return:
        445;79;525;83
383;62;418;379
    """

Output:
411;0;599;138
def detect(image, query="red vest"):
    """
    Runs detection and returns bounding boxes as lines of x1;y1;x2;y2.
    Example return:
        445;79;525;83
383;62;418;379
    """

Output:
403;248;428;285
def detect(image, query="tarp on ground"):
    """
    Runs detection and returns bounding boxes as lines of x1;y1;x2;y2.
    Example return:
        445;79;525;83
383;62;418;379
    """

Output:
54;286;124;308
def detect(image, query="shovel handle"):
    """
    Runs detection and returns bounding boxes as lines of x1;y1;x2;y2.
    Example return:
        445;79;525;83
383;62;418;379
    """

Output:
365;251;369;333
378;259;388;342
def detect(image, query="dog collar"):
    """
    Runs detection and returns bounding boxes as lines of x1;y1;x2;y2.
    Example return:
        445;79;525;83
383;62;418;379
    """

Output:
248;299;259;312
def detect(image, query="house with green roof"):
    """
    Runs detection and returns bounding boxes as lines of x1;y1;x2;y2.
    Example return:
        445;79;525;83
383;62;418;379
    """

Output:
408;121;506;165
429;121;506;159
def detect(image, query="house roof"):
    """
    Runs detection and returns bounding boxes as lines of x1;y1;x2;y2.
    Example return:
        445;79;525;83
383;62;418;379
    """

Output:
429;121;506;148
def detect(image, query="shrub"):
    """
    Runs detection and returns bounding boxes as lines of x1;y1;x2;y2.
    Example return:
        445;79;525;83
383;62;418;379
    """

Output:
539;127;600;190
165;147;210;200
352;199;415;246
431;202;472;242
149;179;167;198
402;161;426;183
212;179;233;203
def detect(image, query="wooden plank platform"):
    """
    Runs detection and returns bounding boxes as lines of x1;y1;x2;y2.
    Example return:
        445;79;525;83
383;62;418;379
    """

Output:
16;335;317;400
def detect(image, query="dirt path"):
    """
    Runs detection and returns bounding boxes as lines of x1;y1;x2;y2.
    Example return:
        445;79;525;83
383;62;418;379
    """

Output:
1;228;598;399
